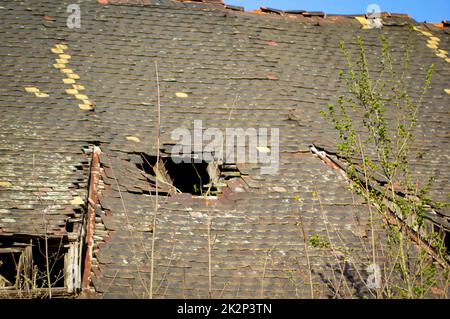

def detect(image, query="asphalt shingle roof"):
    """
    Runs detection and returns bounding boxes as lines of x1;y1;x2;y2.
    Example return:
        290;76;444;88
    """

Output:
0;0;449;298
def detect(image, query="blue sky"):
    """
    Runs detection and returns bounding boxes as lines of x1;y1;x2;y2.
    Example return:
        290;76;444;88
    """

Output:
225;0;450;23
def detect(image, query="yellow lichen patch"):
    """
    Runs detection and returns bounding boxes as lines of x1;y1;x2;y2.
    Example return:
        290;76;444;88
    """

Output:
70;196;84;205
25;87;40;93
61;68;74;74
55;44;68;51
35;92;49;98
63;78;76;84
51;47;64;54
445;89;450;94
68;73;80;80
48;43;94;110
354;16;369;29
72;84;85;90
78;103;93;110
413;26;433;37
414;27;433;38
66;88;78;95
0;181;12;187
56;58;68;64
75;94;88;101
25;87;49;97
257;146;271;153
427;39;439;46
53;63;66;69
446;58;450;63
126;136;141;143
175;92;188;98
415;29;448;61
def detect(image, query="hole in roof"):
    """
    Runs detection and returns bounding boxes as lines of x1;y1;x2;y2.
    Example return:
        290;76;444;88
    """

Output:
432;224;450;254
33;240;66;288
0;238;67;290
65;220;74;233
0;251;21;287
136;153;244;197
444;231;450;254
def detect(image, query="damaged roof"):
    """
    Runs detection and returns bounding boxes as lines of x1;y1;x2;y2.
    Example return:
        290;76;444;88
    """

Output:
0;0;449;298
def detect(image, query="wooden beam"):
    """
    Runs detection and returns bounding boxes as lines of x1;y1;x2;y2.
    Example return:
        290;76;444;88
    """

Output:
82;146;101;289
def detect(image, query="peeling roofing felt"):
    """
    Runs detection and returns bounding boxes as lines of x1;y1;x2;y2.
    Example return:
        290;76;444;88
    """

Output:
0;0;449;298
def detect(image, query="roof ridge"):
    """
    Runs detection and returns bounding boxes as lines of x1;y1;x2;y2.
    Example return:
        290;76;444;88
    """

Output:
97;0;449;26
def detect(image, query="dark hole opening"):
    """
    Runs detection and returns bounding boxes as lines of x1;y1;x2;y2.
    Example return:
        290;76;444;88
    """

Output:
0;252;20;286
444;231;450;254
0;237;67;290
32;239;66;288
166;157;210;195
65;220;74;233
138;154;213;196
